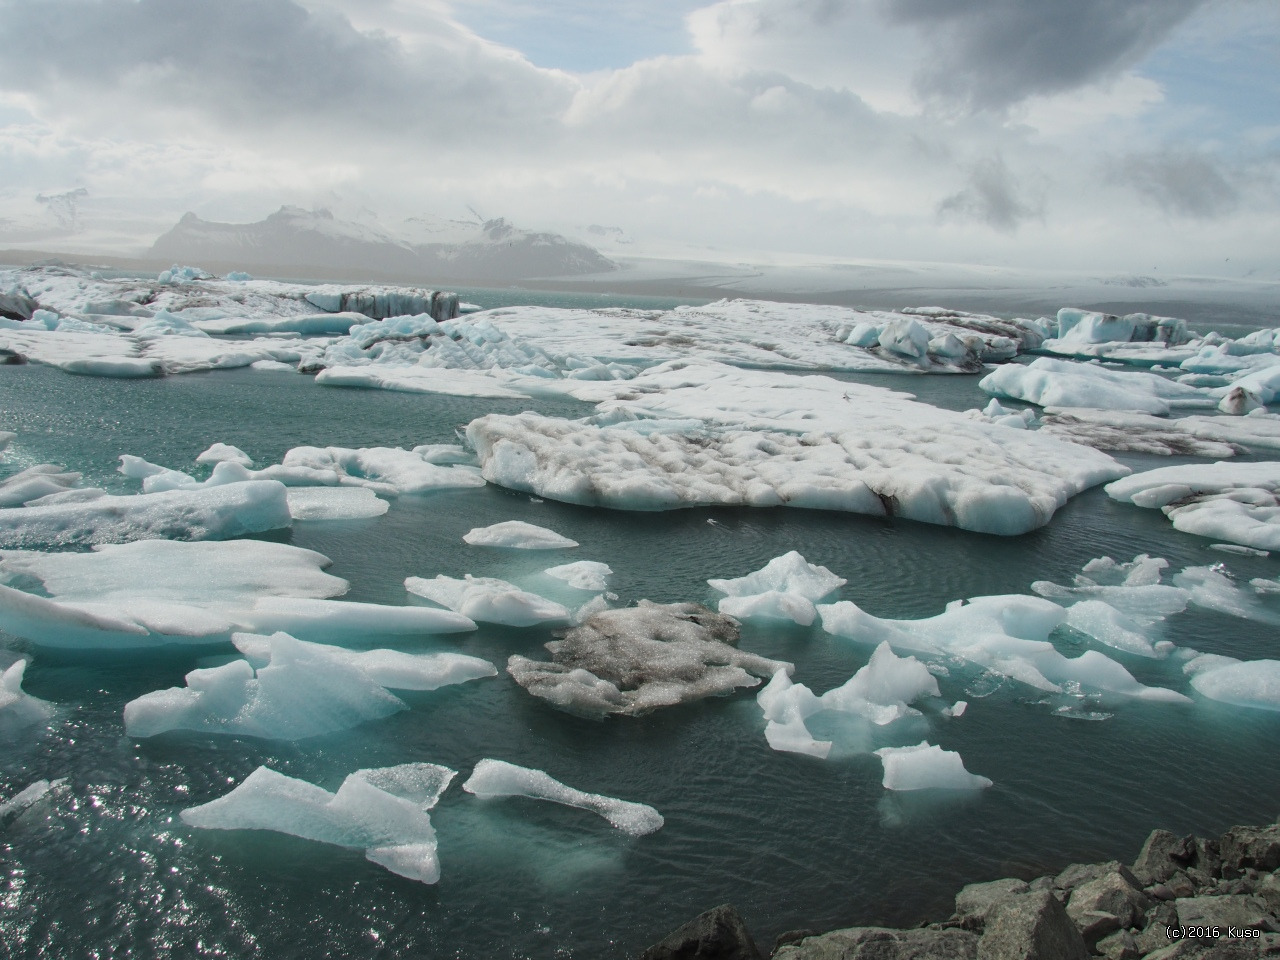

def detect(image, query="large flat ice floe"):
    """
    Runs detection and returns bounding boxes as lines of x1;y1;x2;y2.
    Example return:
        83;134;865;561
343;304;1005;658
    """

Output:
1107;462;1280;551
181;763;456;884
0;540;475;648
0;480;291;548
124;632;495;739
462;759;663;836
468;362;1127;535
508;601;790;718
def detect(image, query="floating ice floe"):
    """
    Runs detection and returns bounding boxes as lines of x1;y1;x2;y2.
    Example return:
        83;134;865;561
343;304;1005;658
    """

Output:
508;601;790;718
463;521;578;549
980;357;1215;416
0;539;474;649
709;551;845;626
1183;655;1280;712
193;312;371;336
756;642;940;759
196;443;253;467
1106;461;1280;552
285;487;389;521
817;594;1189;703
0;778;67;821
0;660;54;730
543;561;612;591
405;575;569;626
181;763;455;883
124;632;495;739
462;758;663;836
0;479;291;548
874;742;992;791
0;465;83;508
468;362;1127;536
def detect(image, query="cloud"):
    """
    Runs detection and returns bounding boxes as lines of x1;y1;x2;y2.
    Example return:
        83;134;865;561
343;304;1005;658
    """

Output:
937;156;1043;231
1110;150;1240;218
882;0;1208;111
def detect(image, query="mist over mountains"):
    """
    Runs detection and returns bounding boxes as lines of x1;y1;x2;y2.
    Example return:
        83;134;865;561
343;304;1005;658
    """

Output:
149;206;617;283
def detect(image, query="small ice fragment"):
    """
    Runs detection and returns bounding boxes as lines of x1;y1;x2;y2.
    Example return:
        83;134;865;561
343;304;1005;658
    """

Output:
462;759;663;836
404;575;569;626
1210;543;1270;558
708;551;846;601
196;443;253;467
543;561;612;591
874;741;992;791
942;700;968;717
463;521;578;549
0;778;67;820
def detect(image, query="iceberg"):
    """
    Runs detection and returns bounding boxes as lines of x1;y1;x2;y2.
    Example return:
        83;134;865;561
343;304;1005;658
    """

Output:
0;480;291;548
404;575;569;627
1106;462;1280;552
463;521;578;549
124;632;495;739
874;742;992;791
181;763;455;883
817;594;1188;703
461;758;663;836
980;357;1214;415
508;601;790;718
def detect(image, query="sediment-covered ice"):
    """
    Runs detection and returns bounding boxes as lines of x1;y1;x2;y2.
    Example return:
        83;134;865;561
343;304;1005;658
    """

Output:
463;521;578;549
543;561;612;591
468;362;1126;536
507;601;790;718
279;446;485;496
181;763;455;883
0;660;54;729
462;758;663;836
0;479;291;548
817;594;1188;702
404;575;569;626
1107;462;1280;551
980;357;1214;415
874;741;993;791
1037;409;1241;458
286;487;389;520
124;632;495;739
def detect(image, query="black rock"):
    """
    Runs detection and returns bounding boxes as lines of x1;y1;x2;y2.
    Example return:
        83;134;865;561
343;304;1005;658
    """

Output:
637;904;763;960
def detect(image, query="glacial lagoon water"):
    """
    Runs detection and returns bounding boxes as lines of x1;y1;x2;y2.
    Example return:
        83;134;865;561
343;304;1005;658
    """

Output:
3;300;1280;959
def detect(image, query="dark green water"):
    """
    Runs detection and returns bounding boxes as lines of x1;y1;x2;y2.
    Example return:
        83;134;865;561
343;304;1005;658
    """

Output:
2;357;1279;960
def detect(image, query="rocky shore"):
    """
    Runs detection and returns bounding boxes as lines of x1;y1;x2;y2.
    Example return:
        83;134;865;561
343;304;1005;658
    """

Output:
638;821;1280;959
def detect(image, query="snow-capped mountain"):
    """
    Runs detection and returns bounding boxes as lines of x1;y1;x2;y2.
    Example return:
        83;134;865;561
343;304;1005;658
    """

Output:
149;207;617;281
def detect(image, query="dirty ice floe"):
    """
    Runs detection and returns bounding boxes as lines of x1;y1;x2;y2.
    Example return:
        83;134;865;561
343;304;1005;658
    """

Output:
543;561;612;591
0;540;474;648
709;551;845;626
181;763;455;883
874;742;992;791
817;594;1188;703
464;521;577;549
980;357;1214;416
0;479;291;548
468;362;1126;536
124;632;495;739
405;575;569;626
756;642;940;759
508;601;790;718
462;758;663;836
1107;462;1280;552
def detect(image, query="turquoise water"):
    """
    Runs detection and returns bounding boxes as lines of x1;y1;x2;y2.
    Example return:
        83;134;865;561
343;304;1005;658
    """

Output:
3;335;1280;958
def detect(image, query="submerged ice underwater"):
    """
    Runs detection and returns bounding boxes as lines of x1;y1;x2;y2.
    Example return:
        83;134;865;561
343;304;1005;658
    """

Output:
2;268;1280;958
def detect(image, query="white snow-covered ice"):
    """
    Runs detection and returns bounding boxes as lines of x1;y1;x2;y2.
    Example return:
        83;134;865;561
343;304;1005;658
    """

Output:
463;521;578;549
404;575;569;626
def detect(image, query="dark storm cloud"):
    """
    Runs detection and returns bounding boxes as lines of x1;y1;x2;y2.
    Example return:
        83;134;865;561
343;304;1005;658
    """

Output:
881;0;1208;110
0;0;572;135
1111;151;1240;218
937;156;1042;231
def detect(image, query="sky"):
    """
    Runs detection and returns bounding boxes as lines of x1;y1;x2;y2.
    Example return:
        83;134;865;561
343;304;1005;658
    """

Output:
0;0;1276;276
